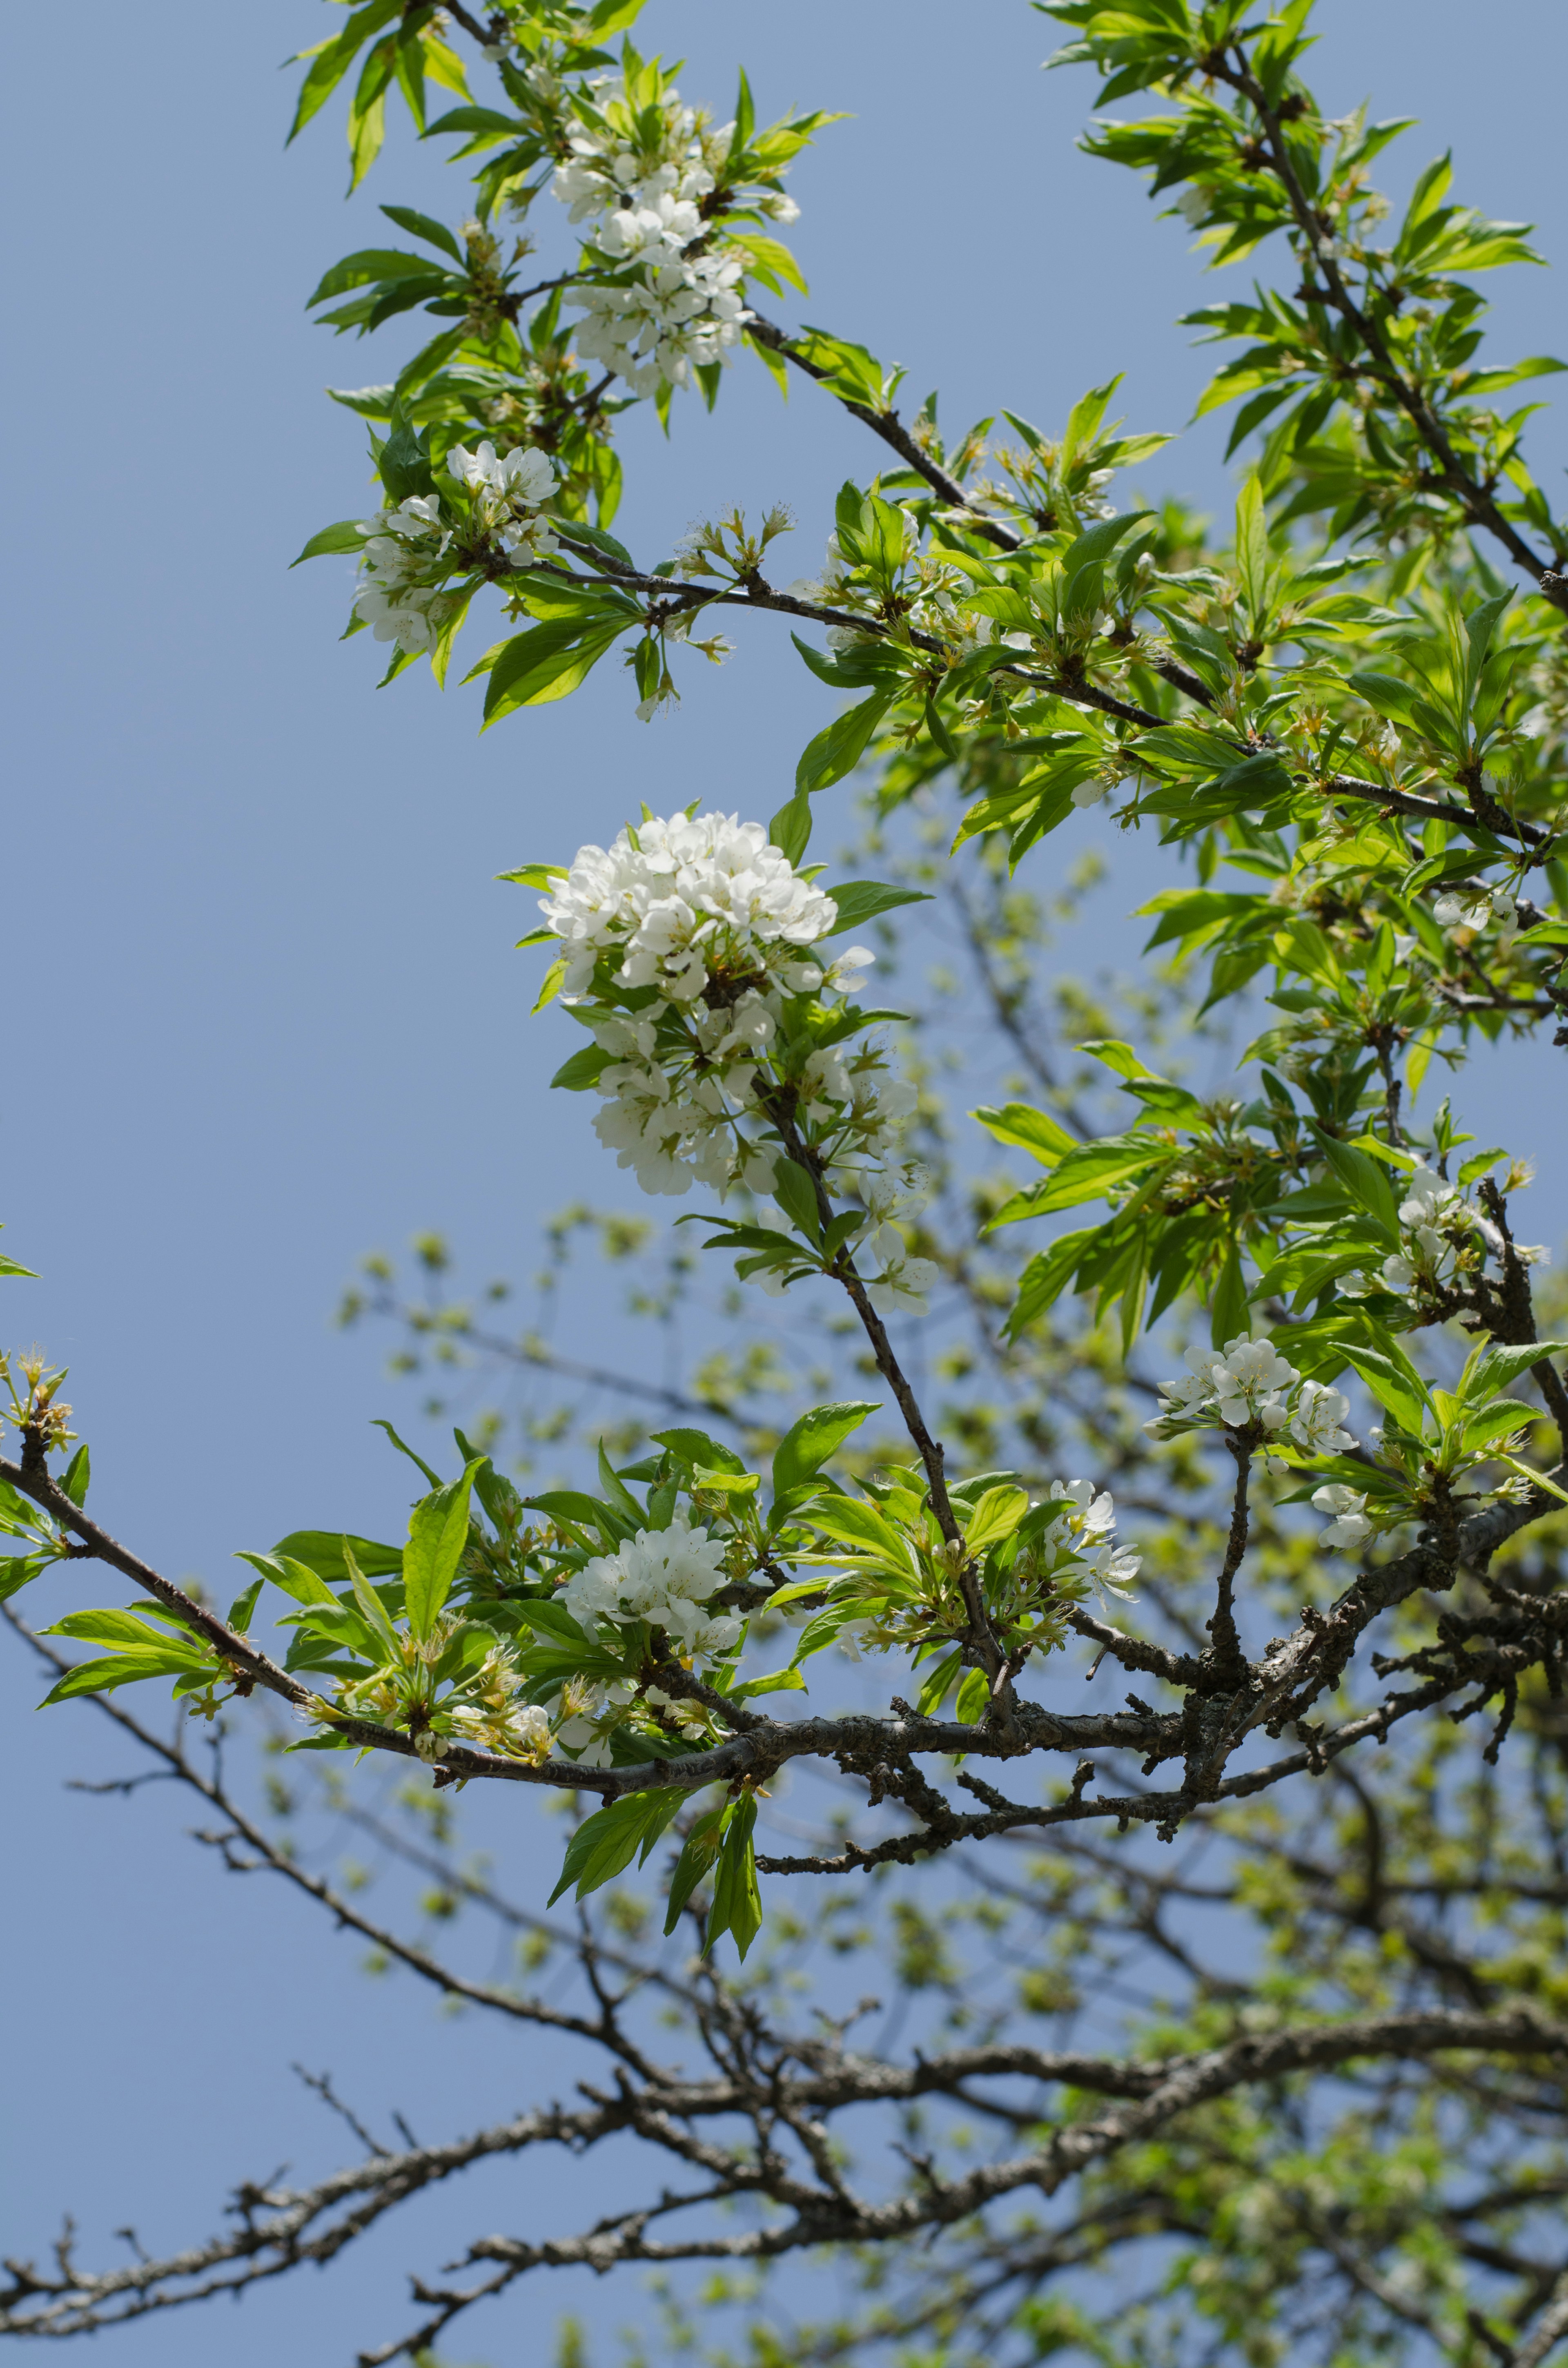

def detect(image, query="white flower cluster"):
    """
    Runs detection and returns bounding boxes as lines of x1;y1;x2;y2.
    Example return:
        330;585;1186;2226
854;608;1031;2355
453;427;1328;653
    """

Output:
446;437;558;559
1149;1330;1358;1454
545;810;837;1003
562;1510;738;1652
553;1511;739;1764
552;78;779;395
540;815;916;1250
1339;1164;1469;1300
1040;1478;1141;1604
352;442;558;656
354;495;452;655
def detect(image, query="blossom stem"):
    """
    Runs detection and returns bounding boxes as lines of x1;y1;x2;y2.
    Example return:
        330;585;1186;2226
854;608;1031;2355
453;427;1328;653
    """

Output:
764;1103;1011;1698
744;313;1017;544
443;2;507;46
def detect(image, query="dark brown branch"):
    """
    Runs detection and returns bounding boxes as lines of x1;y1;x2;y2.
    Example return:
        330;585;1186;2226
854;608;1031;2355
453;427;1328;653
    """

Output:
745;314;1018;544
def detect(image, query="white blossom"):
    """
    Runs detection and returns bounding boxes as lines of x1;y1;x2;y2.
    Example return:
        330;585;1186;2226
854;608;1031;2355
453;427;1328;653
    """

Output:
1040;1478;1140;1603
1398;1165;1461;1228
538;812;918;1212
1290;1380;1358;1455
1312;1483;1372;1552
863;1242;941;1319
1150;1331;1299;1435
1339;1166;1474;1305
561;1512;738;1663
445;438;559;562
1433;884;1516;937
549;75;764;396
542;811;837;1002
352;495;453;651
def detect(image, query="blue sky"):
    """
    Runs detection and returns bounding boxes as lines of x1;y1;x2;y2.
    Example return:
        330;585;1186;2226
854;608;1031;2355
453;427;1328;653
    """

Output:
3;3;1567;2359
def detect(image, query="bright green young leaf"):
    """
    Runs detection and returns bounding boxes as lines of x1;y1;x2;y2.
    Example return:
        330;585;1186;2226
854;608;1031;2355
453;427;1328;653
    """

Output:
402;1460;483;1641
771;1401;880;1500
548;1786;691;1906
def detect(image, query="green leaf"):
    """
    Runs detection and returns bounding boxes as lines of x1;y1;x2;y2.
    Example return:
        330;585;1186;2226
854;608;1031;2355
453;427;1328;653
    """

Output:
954;1666;990;1724
1341;1343;1433;1434
39;1646;211;1707
596;1443;647;1528
548;1786;690;1906
1058;510;1152;573
270;1531;403;1584
1495;1455;1568;1509
307;247;445;308
1461;1398;1541;1452
403;1461;482;1641
372;1415;444;1487
525;1487;630;1545
963;1485;1029;1554
225;1577;265;1633
823;881;931;933
773;1159;823;1244
770;793;813;865
795;688;897;794
0;1553;49;1605
60;1445;91;1508
771;1401;880;1501
987;1137;1163;1223
1472;1341;1568;1396
650;1428;747;1476
532;957;567;1013
1210;1244;1249;1348
379;203;463;262
1004;1227;1096;1339
238;1549;341;1610
662;1805;726;1932
342;1541;402;1660
506;1598;592;1649
729;1664;807;1702
46;1607;194;1650
972;1102;1078;1168
1078;1038;1158;1081
806;1496;909;1567
915;1646;966;1719
550;1043;612;1091
1060;377;1119;465
286;0;402;145
481;617;631;725
1312;1129;1403;1240
1457;1147;1509;1186
291;519;368;566
705;1793;762;1959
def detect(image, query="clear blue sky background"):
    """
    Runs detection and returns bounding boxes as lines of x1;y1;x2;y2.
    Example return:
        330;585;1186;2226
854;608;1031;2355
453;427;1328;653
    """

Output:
4;4;1567;2360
